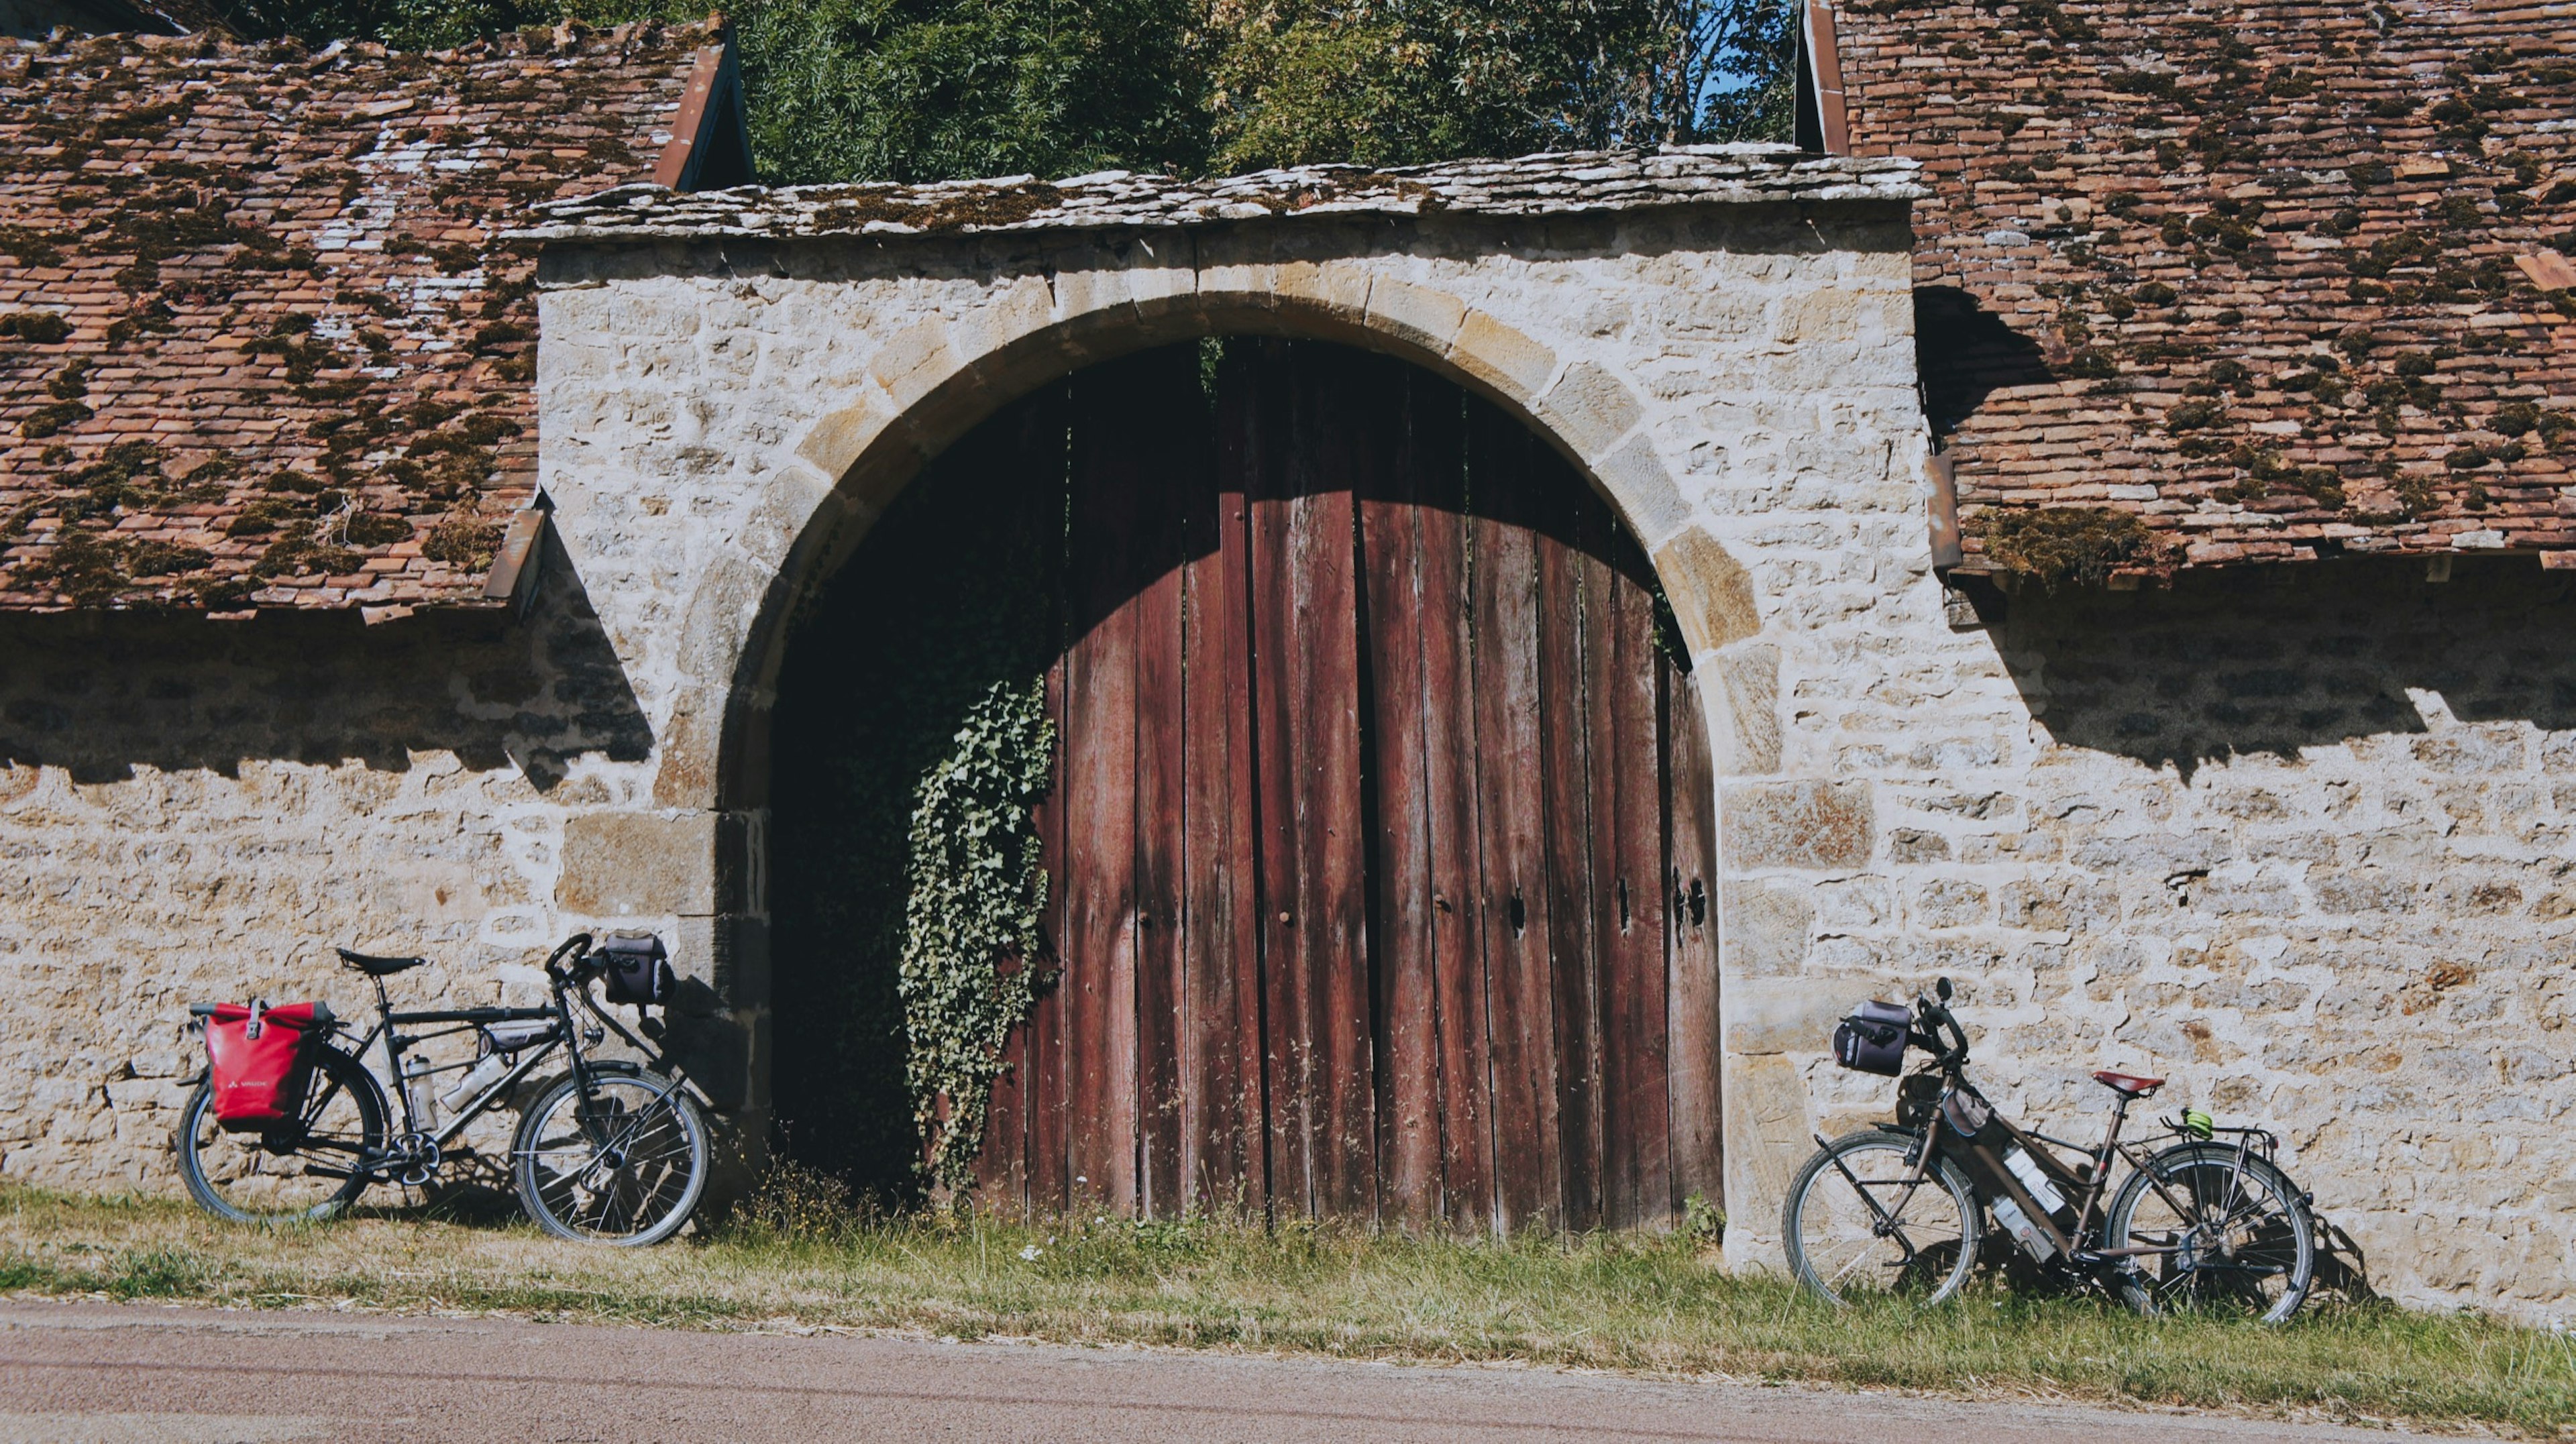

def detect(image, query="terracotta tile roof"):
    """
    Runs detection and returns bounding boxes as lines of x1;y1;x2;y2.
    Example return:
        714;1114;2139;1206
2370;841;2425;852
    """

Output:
0;19;733;610
1829;0;2576;571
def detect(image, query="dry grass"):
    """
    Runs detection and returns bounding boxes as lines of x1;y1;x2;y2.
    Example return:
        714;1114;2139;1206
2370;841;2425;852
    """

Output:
2;1183;2570;1437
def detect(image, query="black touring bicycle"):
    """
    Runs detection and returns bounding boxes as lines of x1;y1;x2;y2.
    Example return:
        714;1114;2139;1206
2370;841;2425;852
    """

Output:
1783;980;2318;1322
178;932;710;1245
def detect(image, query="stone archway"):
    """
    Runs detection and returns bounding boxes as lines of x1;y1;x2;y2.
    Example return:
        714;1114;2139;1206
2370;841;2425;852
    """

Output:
765;337;1727;1228
527;152;1927;1255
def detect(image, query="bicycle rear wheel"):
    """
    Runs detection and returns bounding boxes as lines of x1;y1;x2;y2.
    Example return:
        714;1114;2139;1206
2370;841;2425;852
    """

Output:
177;1046;386;1225
1783;1128;1982;1306
511;1066;708;1246
2104;1142;2314;1323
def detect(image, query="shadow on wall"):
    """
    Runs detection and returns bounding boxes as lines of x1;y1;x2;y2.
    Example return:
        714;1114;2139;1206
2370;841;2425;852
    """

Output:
1915;284;2055;439
0;530;650;787
1998;555;2576;780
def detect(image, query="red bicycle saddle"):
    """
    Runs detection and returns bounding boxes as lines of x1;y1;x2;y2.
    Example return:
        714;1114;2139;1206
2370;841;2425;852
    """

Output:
2091;1070;2165;1096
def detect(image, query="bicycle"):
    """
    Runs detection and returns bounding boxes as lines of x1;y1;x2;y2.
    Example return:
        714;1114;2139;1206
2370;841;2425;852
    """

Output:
178;932;710;1246
1782;979;2317;1322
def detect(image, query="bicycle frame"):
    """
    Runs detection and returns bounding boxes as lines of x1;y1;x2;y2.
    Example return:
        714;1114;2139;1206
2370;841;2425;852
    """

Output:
307;943;691;1185
1866;996;2282;1278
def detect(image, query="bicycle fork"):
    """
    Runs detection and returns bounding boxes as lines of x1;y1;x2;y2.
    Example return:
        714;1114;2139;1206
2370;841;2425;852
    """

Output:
1817;1132;1935;1265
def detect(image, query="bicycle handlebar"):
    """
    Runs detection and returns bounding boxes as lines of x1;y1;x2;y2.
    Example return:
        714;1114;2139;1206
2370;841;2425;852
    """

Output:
1914;985;1970;1066
542;932;595;985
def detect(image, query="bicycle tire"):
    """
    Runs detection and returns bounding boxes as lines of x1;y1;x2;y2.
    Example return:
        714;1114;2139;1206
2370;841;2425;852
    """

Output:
2103;1141;2314;1323
177;1045;386;1225
1783;1128;1983;1306
511;1064;709;1246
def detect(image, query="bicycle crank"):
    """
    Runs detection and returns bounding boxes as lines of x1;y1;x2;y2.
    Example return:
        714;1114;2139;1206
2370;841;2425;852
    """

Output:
392;1132;442;1187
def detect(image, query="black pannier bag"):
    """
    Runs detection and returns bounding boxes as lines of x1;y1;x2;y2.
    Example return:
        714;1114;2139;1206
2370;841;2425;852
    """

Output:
1833;999;1911;1076
597;931;674;1007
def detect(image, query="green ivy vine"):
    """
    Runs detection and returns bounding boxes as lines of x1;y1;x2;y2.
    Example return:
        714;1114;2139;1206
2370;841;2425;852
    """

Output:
898;677;1057;1192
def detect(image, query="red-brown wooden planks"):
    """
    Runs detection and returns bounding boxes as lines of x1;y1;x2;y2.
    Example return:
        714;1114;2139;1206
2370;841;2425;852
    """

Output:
935;343;1718;1233
1243;342;1316;1217
1534;457;1603;1233
1356;362;1444;1230
1593;511;1672;1231
1464;402;1562;1231
1664;658;1725;1214
1129;350;1195;1218
1183;347;1264;1216
1285;349;1377;1221
1408;383;1494;1232
1065;366;1144;1215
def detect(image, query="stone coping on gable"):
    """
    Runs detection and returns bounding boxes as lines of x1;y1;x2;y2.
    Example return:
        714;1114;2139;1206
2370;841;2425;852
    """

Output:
510;146;1924;243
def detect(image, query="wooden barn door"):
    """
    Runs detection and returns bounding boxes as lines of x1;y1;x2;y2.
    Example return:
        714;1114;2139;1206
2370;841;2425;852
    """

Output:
973;340;1721;1231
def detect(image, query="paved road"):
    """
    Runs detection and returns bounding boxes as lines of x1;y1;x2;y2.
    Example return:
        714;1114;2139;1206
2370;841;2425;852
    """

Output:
0;1300;2416;1443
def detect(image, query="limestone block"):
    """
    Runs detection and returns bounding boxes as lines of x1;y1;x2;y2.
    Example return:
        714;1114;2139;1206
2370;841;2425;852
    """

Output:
1268;260;1371;326
1586;434;1689;547
557;811;717;918
1535;361;1645;457
1710;643;1782;775
1650;528;1762;655
1721;881;1815;978
867;318;969;419
794;399;896;485
1444;308;1556;401
1723;780;1874;869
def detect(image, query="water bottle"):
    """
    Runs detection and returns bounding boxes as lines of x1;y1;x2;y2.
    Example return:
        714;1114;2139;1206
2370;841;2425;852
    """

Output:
441;1049;515;1111
401;1053;439;1129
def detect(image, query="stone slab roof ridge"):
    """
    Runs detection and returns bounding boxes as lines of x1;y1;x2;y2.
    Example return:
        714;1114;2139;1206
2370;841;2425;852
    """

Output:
513;145;1924;243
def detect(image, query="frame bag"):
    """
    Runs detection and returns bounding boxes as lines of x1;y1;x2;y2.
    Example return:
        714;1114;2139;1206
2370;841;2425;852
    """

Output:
1833;999;1911;1076
203;1001;332;1131
598;932;674;1007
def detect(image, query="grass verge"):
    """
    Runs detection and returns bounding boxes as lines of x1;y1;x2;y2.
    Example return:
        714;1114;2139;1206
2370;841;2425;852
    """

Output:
1;1183;2569;1436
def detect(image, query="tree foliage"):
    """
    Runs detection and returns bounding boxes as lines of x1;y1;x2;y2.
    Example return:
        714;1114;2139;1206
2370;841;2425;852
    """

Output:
206;0;1797;184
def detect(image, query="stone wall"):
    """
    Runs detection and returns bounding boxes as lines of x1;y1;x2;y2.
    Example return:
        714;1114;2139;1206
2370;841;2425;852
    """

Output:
1;180;1926;1207
1725;555;2576;1322
0;542;703;1187
4;159;2569;1323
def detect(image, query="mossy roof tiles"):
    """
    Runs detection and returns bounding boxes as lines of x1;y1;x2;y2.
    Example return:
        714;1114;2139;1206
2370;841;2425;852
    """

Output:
1834;0;2576;571
0;19;720;610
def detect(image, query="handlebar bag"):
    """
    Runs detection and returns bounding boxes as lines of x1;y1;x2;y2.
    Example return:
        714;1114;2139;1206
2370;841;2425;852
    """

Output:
597;931;674;1007
203;1001;332;1131
1833;999;1911;1076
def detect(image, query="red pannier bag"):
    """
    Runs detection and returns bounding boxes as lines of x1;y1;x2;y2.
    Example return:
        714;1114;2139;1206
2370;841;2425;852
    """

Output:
203;1001;332;1131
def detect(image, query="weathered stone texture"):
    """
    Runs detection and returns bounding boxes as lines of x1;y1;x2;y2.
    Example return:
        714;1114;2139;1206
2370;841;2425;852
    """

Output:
2;151;2569;1325
0;559;711;1186
1749;559;2576;1321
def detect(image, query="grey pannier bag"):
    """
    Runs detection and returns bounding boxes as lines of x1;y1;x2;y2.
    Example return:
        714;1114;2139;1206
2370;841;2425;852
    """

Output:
596;931;674;1007
1833;999;1912;1076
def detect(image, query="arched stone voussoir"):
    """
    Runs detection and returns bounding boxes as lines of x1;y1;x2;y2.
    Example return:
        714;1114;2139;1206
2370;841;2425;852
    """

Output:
724;278;1707;832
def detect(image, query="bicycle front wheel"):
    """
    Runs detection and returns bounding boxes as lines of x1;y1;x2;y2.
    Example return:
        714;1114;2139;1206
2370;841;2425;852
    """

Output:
511;1067;708;1246
177;1045;386;1225
1783;1128;1982;1306
2104;1142;2314;1323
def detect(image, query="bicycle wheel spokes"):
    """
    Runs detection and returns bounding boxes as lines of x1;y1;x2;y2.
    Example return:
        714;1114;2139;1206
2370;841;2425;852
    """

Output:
178;1048;385;1225
514;1072;708;1245
2114;1150;2310;1321
1787;1133;1976;1305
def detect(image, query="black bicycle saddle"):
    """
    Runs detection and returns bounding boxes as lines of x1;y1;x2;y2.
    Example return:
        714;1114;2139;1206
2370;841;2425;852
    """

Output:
336;946;428;976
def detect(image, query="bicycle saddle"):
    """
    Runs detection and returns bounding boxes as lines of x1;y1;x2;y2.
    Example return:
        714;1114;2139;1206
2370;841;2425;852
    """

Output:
336;946;427;977
2091;1070;2165;1096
